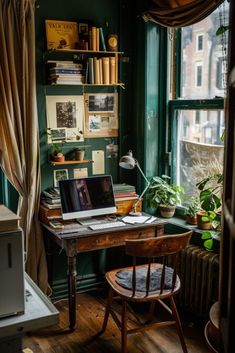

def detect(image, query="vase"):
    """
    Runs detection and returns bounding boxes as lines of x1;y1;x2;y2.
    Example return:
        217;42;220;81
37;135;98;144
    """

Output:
54;154;65;162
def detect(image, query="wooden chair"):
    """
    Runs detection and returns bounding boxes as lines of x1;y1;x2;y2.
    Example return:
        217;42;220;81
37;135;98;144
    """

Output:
101;231;193;353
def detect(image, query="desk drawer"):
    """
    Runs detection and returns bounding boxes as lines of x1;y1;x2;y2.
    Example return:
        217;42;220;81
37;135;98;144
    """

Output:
76;227;158;252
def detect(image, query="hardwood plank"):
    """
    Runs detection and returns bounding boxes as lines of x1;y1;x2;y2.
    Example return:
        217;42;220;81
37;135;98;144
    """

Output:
23;291;212;353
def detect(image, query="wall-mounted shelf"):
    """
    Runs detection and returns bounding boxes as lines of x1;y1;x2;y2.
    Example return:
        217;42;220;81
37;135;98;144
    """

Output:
49;159;93;166
47;49;124;55
48;82;125;89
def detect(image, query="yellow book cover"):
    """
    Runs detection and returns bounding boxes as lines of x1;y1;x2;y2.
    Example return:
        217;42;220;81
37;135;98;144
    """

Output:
45;20;79;50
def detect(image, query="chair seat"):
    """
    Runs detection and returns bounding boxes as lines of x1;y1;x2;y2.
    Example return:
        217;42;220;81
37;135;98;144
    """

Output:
106;263;181;301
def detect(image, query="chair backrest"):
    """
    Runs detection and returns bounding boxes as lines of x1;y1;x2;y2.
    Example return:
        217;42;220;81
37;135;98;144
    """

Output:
124;231;193;296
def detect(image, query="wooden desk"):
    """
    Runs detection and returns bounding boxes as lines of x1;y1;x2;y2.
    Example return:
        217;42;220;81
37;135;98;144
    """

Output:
43;219;165;330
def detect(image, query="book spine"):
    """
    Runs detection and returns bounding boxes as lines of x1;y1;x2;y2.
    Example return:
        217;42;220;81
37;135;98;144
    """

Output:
99;58;103;84
110;56;116;84
99;27;106;51
50;68;83;74
88;57;94;84
102;57;110;84
91;27;97;51
96;27;100;51
94;57;99;84
88;28;92;50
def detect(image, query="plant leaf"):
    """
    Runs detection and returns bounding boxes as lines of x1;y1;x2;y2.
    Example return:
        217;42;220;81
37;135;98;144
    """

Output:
204;239;213;250
201;231;212;240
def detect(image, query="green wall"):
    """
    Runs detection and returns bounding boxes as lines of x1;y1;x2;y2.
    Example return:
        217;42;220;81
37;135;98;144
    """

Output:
35;0;138;296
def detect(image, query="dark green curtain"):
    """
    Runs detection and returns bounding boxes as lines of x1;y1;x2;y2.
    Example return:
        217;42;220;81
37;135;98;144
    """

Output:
143;0;224;27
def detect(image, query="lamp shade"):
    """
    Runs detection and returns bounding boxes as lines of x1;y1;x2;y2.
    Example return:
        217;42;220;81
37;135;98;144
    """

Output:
119;150;136;169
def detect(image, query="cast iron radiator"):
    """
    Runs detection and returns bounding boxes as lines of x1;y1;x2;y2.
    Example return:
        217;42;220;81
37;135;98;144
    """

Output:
166;244;219;318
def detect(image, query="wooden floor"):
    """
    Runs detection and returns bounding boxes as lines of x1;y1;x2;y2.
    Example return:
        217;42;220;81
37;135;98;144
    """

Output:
23;291;212;353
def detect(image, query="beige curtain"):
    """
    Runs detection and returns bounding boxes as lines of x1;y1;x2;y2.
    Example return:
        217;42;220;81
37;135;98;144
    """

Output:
143;0;224;27
0;0;48;292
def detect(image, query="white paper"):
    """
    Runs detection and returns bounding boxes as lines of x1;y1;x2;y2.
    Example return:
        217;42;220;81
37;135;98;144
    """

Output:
73;168;88;179
122;216;150;224
92;150;105;174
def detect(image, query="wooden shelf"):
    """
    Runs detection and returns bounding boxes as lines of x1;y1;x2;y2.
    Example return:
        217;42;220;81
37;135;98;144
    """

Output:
49;159;93;166
47;48;124;55
48;82;125;89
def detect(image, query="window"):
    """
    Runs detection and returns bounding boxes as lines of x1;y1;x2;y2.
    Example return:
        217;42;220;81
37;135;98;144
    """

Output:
196;34;203;51
169;2;229;201
195;63;202;87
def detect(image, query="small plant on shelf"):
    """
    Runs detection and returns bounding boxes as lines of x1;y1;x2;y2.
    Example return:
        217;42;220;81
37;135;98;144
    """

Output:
185;196;200;225
147;175;184;218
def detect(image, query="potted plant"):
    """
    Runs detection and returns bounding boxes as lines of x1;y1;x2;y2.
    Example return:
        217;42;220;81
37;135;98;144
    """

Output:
74;147;85;161
196;173;223;248
185;196;200;225
147;175;184;218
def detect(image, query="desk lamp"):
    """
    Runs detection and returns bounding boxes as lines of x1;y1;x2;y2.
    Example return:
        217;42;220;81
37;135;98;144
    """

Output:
119;150;150;216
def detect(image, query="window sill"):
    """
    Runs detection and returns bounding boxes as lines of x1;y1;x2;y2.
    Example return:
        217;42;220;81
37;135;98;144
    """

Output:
159;215;220;252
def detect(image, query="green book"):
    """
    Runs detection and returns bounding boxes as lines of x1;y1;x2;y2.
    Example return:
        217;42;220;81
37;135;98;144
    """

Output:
99;27;106;51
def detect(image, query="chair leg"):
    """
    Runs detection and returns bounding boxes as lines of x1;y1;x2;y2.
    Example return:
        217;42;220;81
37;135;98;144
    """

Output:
121;300;127;353
169;296;188;353
102;287;114;333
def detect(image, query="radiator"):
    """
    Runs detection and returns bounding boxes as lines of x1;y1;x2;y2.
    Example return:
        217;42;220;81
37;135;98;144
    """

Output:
167;244;220;318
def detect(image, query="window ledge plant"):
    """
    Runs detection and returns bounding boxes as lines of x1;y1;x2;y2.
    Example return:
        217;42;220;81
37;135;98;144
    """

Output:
196;173;223;250
147;175;184;218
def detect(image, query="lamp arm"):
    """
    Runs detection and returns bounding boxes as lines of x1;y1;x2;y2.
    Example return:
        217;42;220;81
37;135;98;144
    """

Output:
132;161;150;212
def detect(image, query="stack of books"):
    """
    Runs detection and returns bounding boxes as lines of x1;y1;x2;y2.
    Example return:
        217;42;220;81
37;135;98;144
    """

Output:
40;188;61;209
113;184;138;201
39;188;62;224
47;61;85;85
113;184;141;215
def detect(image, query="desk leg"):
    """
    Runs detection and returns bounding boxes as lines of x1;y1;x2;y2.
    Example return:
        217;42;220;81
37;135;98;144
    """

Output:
67;255;77;330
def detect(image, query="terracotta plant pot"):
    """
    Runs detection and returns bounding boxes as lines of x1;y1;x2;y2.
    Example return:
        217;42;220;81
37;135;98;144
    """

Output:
197;211;212;230
186;215;197;225
54;154;65;163
159;205;176;218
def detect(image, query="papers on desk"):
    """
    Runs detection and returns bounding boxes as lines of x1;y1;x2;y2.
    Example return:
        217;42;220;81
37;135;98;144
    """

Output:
122;216;150;224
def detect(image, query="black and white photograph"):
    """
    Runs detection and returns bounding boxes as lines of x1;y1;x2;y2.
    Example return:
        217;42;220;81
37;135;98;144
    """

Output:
84;93;118;138
88;94;115;113
89;115;101;131
106;143;118;158
56;101;76;128
46;95;84;142
53;169;68;187
50;128;66;141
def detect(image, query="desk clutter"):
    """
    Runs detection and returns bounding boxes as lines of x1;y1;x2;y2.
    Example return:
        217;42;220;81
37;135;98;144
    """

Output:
39;183;142;225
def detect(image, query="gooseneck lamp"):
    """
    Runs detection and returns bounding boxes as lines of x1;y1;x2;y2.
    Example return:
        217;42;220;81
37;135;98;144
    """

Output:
119;150;150;216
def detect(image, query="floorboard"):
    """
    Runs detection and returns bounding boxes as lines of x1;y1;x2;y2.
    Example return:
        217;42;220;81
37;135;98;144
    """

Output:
23;291;212;353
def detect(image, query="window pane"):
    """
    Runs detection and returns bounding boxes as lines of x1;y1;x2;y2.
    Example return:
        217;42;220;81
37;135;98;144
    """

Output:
175;110;224;201
181;3;229;99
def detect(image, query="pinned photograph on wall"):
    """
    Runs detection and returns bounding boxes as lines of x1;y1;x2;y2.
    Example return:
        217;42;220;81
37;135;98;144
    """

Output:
84;93;118;138
87;94;115;113
49;128;66;141
73;168;88;179
46;95;84;143
53;169;68;187
106;143;118;158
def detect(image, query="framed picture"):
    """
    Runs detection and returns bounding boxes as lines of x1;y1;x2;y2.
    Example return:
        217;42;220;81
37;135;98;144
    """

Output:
53;169;68;187
46;95;84;143
84;93;118;138
45;20;79;50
